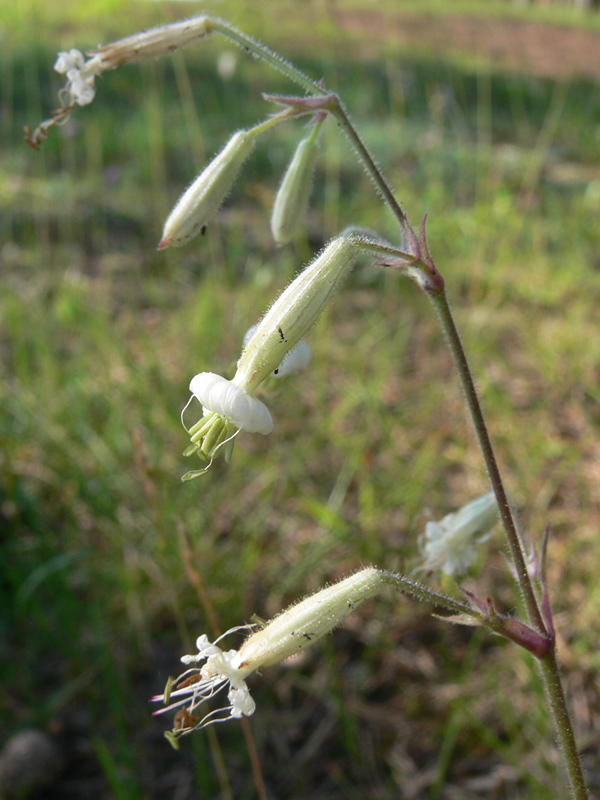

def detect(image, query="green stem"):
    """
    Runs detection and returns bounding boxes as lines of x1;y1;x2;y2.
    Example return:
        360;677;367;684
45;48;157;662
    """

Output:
325;95;408;233
247;108;300;138
428;288;588;799
539;652;589;800
381;571;481;620
429;288;545;632
210;18;325;96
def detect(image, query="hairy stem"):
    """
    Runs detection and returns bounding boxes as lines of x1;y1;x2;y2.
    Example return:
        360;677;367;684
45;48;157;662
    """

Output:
540;652;589;800
325;95;409;234
211;18;325;96
429;288;545;631
428;288;587;798
381;571;482;620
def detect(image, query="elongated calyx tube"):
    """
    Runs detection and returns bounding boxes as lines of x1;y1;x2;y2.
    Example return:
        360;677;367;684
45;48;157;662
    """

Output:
237;567;385;669
271;130;320;245
159;130;255;249
234;235;360;392
243;324;312;378
91;16;213;69
152;567;385;744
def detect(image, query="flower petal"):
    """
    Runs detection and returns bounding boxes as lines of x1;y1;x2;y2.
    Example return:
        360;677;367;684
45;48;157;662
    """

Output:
189;372;273;434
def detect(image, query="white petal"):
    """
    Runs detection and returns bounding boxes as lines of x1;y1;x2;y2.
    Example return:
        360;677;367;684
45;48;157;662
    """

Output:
189;372;273;434
54;48;85;74
67;73;96;106
228;683;255;718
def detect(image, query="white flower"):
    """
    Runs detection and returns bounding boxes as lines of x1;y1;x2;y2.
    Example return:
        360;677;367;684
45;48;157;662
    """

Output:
420;491;499;576
182;235;361;479
53;17;213;110
243;325;311;378
189;372;273;434
181;372;273;480
152;567;384;745
54;49;103;106
54;49;85;74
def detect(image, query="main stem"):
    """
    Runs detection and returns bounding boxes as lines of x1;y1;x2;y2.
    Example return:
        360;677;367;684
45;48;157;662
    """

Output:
539;652;589;800
430;288;588;800
430;289;544;631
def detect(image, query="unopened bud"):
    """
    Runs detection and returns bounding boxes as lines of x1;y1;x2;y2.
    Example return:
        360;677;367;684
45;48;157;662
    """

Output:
234;235;359;391
271;133;319;245
159;130;255;249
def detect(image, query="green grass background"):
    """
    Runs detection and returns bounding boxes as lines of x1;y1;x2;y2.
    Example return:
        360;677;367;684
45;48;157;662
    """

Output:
2;1;600;798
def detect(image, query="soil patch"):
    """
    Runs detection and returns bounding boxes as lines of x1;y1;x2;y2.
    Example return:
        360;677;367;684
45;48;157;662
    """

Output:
336;9;600;82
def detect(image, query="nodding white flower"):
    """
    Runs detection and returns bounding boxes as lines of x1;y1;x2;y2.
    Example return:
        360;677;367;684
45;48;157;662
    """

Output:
54;17;212;108
271;126;321;245
243;325;312;378
420;491;499;576
158;130;255;249
152;567;385;745
190;372;274;435
182;235;361;479
181;372;273;480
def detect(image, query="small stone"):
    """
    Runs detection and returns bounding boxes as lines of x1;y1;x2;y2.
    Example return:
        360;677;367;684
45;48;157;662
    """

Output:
0;729;64;800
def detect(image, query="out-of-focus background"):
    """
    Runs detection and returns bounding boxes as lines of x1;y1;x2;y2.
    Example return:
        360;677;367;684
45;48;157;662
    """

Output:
2;1;600;798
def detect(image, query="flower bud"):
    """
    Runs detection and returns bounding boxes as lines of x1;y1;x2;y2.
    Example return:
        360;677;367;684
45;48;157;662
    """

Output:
271;133;319;245
159;130;255;249
234;235;359;391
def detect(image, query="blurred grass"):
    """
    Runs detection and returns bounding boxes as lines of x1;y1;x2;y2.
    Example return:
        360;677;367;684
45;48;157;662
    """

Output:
2;1;600;798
